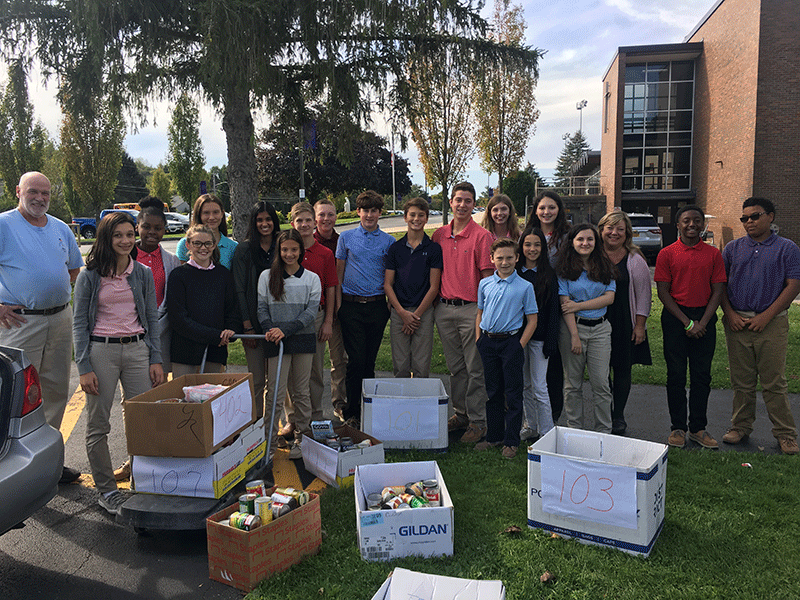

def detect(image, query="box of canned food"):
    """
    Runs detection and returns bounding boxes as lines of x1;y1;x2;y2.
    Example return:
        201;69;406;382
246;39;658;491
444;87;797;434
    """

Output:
361;378;449;451
131;418;265;499
527;426;668;557
124;373;256;458
302;424;384;488
206;491;321;592
354;461;453;561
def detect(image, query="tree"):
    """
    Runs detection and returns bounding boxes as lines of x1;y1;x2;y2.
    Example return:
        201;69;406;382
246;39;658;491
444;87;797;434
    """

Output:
473;0;539;193
115;151;149;204
502;163;546;217
554;130;591;192
407;45;476;224
256;109;411;202
149;167;173;204
0;59;47;199
0;1;540;239
167;94;205;206
60;93;125;217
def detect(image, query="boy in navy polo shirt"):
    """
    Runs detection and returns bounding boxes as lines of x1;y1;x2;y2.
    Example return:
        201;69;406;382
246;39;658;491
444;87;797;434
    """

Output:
474;238;538;458
384;197;443;378
336;190;395;427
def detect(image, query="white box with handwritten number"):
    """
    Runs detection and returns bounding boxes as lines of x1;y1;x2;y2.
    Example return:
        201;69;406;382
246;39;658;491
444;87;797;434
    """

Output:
361;379;448;450
527;426;668;557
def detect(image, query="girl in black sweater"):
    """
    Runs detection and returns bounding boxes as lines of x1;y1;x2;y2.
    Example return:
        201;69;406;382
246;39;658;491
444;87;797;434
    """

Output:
167;224;239;375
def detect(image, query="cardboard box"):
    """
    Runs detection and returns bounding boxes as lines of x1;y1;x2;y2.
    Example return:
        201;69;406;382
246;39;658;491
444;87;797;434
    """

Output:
362;378;449;450
131;419;265;499
207;492;321;592
355;461;453;561
370;568;505;600
301;425;384;488
124;373;256;458
527;426;668;557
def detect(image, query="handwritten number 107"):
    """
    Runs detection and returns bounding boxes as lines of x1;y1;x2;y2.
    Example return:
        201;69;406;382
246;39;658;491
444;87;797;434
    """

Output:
559;470;615;513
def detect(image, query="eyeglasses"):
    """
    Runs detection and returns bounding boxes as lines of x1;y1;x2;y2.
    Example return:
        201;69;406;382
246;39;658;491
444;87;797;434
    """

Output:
739;212;767;223
189;240;215;249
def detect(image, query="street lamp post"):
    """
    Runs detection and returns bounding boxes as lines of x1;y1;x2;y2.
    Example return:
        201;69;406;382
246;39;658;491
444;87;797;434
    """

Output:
576;99;588;134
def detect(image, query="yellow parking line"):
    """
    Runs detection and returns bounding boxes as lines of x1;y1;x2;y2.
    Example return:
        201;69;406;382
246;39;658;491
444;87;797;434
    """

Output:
60;386;86;443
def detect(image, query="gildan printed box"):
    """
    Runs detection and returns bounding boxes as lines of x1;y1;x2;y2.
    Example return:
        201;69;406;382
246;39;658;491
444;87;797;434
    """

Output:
207;492;321;592
355;461;453;561
527;427;668;557
370;568;505;600
131;419;265;499
302;425;384;488
124;373;256;458
362;378;449;451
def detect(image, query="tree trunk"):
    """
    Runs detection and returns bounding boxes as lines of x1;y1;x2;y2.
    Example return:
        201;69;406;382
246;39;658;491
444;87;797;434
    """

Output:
441;182;449;225
221;89;258;242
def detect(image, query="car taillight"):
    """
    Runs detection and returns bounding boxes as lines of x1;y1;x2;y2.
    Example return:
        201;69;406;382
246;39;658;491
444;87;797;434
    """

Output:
649;229;662;235
22;364;42;416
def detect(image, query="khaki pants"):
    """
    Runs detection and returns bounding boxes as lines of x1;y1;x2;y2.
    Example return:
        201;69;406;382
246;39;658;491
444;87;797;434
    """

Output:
243;341;268;420
725;310;796;439
86;339;151;494
286;309;325;423
328;317;348;412
172;362;224;377
0;307;73;430
434;301;487;426
559;319;613;433
267;352;314;449
389;304;434;378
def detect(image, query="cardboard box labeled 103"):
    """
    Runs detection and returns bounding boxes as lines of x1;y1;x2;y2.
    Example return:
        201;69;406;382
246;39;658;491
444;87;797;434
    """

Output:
207;492;321;592
527;426;668;557
355;461;453;561
124;373;256;458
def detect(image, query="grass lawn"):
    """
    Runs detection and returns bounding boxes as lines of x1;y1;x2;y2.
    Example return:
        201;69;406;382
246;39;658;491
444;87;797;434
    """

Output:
228;298;800;394
247;445;800;600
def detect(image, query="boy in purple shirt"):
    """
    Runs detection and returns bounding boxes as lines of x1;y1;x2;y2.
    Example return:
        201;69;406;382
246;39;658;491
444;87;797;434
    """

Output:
720;197;800;455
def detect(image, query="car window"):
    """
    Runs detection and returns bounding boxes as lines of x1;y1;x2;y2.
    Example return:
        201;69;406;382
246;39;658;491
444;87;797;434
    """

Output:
629;216;658;228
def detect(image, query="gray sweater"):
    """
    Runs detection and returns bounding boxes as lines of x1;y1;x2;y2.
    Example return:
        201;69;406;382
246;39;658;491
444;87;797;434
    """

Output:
257;266;321;357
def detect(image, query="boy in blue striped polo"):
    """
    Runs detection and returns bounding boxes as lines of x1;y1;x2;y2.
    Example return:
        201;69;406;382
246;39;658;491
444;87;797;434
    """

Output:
475;238;539;458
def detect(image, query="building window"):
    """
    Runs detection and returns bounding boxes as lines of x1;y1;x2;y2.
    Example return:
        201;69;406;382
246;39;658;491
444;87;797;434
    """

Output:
622;60;694;191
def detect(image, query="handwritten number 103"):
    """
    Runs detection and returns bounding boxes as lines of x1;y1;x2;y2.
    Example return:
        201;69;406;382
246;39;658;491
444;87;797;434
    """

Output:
559;470;615;513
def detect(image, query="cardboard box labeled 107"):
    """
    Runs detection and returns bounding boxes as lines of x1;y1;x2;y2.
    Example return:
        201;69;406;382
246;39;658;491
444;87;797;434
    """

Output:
355;461;453;561
124;373;256;458
527;426;668;557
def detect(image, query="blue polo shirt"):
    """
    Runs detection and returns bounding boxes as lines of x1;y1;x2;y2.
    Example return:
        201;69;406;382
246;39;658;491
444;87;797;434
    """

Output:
336;225;395;296
558;271;616;319
478;270;538;333
385;233;443;308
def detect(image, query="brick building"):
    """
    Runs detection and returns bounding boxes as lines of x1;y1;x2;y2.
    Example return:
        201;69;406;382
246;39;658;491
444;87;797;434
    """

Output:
600;0;800;247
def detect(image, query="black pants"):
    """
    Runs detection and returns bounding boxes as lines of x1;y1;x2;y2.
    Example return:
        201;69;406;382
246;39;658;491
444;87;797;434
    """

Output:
477;333;524;448
547;346;564;422
662;305;716;433
338;299;390;421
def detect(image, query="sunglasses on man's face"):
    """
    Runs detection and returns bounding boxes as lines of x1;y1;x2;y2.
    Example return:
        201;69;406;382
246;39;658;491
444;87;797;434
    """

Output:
739;212;767;223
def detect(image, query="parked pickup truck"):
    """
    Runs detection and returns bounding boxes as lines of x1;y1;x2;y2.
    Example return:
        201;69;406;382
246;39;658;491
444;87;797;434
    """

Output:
72;209;139;239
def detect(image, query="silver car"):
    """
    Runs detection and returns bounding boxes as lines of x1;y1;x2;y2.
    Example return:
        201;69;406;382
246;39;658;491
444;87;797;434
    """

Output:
628;213;663;264
165;212;190;234
0;346;64;535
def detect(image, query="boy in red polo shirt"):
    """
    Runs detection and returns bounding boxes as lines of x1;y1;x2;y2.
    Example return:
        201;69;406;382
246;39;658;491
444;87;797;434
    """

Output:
655;204;726;449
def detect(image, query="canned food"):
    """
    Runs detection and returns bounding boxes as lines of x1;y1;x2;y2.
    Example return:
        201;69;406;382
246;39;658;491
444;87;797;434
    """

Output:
325;433;340;444
326;438;341;449
409;496;429;508
423;479;441;506
366;492;383;510
271;492;300;511
246;479;268;496
339;436;354;451
405;481;424;497
272;500;294;519
229;511;261;530
357;439;371;448
275;487;310;506
382;485;405;497
386;496;404;510
254;497;273;523
239;493;258;514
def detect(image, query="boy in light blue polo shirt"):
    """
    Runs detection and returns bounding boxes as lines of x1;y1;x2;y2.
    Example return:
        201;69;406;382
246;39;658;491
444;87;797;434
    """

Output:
475;238;538;458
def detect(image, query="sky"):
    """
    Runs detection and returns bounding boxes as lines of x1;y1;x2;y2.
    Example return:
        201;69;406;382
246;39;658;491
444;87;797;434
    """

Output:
10;0;715;194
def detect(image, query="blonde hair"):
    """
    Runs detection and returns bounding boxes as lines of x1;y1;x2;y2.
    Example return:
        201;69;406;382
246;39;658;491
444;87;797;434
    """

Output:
597;210;642;258
290;201;315;221
186;224;221;265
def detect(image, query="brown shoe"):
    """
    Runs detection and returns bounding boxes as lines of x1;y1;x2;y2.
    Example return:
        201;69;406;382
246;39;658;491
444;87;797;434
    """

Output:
502;446;518;459
688;429;719;449
778;436;799;455
474;440;501;451
113;460;131;482
668;429;686;448
448;414;469;432
460;424;487;444
278;422;296;437
722;429;747;444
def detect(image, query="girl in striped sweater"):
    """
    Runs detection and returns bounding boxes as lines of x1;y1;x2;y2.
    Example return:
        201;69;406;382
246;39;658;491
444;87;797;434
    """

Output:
257;229;321;460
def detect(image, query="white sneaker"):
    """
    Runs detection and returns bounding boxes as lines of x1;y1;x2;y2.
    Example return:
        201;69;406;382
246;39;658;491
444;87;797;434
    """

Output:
98;491;127;516
520;427;538;441
288;442;303;460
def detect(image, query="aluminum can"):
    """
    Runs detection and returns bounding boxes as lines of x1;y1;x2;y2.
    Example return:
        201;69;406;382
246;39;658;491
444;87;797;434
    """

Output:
239;493;258;514
409;496;429;508
229;511;261;531
275;487;310;506
254;497;273;523
423;479;441;506
405;481;424;497
246;480;268;496
366;492;383;510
